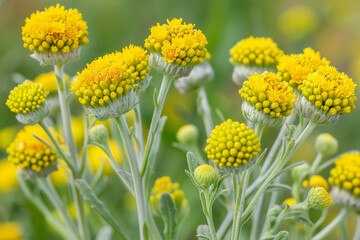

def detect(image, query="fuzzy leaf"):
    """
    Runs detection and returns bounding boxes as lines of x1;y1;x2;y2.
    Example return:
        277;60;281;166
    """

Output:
187;152;198;173
159;193;177;240
196;225;212;240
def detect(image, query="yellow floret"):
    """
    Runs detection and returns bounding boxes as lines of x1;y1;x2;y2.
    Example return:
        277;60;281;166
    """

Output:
303;175;329;191
239;72;296;118
277;48;330;89
328;153;360;196
283;198;297;206
22;4;88;53
120;44;150;82
300;66;356;115
33;71;70;94
6;80;46;115
205;119;261;169
145;18;208;66
6;126;63;173
230;36;284;68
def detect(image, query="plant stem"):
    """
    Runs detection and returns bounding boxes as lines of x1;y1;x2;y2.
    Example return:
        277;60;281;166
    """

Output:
54;64;79;174
203;189;217;240
141;75;173;176
197;86;214;137
310;153;323;175
353;214;360;240
217;210;233;239
312;208;351;240
133;104;145;164
115;115;147;240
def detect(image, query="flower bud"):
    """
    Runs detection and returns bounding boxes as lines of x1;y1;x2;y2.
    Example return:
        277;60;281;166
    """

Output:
315;133;338;156
194;164;217;188
306;187;332;209
89;125;109;146
303;175;329;191
291;163;310;181
176;124;199;145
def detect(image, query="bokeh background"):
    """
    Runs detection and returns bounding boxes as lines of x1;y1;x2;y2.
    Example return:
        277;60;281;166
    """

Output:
0;0;360;239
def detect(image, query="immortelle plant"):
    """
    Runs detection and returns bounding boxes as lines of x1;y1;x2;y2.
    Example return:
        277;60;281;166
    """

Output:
5;4;358;240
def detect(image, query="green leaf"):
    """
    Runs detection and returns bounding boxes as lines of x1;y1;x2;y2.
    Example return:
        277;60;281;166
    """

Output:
266;184;292;193
96;226;112;240
116;169;135;196
186;152;198;173
196;225;212;240
159;193;177;240
153;88;159;108
75;180;130;240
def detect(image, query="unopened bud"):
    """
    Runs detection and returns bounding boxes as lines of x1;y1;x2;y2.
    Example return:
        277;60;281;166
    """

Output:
176;124;199;145
315;133;338;156
306;187;332;209
89;124;109;146
194;164;217;188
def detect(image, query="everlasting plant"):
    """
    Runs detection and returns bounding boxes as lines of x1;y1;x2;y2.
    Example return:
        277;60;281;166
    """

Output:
4;4;360;240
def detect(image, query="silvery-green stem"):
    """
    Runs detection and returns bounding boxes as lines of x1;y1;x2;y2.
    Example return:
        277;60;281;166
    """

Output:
313;209;351;240
310;153;324;175
80;116;94;175
54;64;79;173
115;115;147;240
141;75;173;176
202;188;217;239
217;210;233;239
198;86;214;137
353;215;360;240
134;105;144;164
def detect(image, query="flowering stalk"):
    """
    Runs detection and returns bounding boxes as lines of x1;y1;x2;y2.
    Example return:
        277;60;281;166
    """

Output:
197;86;214;137
134;105;145;163
115;115;147;239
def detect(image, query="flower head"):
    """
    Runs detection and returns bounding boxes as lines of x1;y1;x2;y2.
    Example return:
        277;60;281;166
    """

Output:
22;4;88;65
71;51;139;120
33;71;70;95
302;175;329;191
205;119;261;174
306;187;332;209
328;152;360;210
194;164;217;188
6;126;63;176
230;37;284;85
0;159;18;193
0;222;22;240
283;198;297;206
145;18;208;78
277;48;330;89
296;66;356;124
6;80;49;125
239;72;296;126
150;176;187;212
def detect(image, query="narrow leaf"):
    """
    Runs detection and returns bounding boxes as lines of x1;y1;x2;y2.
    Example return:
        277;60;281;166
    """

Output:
159;193;177;240
186;152;198;173
196;225;212;240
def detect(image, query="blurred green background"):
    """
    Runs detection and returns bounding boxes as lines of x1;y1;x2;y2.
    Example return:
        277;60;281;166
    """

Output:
1;0;360;239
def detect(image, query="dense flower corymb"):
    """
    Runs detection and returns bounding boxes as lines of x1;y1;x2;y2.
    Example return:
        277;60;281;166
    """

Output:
240;72;296;119
22;4;88;54
6;126;63;176
277;48;330;89
145;18;208;77
205;119;261;173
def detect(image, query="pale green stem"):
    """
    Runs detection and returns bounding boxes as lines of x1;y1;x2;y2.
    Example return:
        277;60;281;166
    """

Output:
234;171;251;239
310;153;324;175
198;86;214;137
313;209;351;240
80;117;95;175
249;194;264;240
133;105;145;164
115;115;147;240
217;210;233;240
203;188;217;240
54;64;79;173
141;75;173;176
353;215;360;240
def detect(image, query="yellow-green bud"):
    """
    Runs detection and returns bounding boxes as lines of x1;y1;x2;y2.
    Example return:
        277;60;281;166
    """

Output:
306;187;332;209
315;133;338;156
176;124;199;145
194;164;217;188
89;124;109;146
291;163;310;181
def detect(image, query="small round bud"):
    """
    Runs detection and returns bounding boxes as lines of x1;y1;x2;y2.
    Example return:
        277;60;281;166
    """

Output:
89;125;109;146
291;163;310;181
315;133;338;156
194;164;217;188
283;198;296;206
306;187;332;209
176;124;199;145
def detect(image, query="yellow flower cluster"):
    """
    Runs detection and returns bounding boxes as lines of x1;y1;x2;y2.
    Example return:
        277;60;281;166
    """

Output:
283;198;296;206
205;119;261;168
150;176;187;210
0;159;18;193
302;175;329;191
6;126;62;173
71;52;136;107
0;222;22;240
145;18;208;66
230;37;284;68
120;45;150;83
329;153;360;196
300;66;356;115
22;4;89;54
239;72;296;118
6;80;46;115
33;71;70;94
277;48;330;89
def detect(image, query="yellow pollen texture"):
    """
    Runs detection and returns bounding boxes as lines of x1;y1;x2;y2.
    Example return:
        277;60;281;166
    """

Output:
71;46;148;107
6;80;46;115
6;126;63;173
205;119;261;168
329;153;360;197
277;48;330;88
144;18;208;66
300;66;356;115
150;176;187;210
239;72;296;118
22;4;89;54
230;36;284;68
